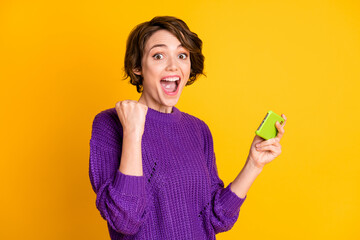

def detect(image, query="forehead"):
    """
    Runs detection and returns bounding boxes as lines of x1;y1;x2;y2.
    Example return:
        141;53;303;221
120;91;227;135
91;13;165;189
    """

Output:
145;30;182;51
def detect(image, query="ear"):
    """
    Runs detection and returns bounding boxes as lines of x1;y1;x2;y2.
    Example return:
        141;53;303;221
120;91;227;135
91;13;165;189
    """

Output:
133;67;142;76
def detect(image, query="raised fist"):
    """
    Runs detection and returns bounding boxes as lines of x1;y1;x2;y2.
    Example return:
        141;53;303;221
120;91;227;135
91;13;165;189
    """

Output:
115;100;148;138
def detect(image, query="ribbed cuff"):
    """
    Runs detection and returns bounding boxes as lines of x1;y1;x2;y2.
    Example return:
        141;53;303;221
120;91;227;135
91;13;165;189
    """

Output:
113;170;146;197
219;182;247;217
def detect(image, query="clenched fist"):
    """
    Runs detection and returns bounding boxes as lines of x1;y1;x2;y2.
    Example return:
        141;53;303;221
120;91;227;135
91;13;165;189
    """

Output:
115;100;148;138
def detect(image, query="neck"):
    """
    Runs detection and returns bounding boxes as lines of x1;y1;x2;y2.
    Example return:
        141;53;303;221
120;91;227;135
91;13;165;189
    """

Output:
138;94;173;113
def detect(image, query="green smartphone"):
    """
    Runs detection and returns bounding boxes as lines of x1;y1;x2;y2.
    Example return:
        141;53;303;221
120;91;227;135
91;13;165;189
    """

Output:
255;110;284;140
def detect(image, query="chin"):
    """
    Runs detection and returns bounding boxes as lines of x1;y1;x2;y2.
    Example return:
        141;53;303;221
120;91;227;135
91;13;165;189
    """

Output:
162;98;178;107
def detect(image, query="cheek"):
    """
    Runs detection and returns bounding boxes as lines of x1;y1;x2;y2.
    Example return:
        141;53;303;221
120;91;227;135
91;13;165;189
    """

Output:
143;63;162;82
181;61;191;74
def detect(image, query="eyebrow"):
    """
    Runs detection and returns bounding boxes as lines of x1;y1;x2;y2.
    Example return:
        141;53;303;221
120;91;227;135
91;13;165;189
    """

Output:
149;44;183;51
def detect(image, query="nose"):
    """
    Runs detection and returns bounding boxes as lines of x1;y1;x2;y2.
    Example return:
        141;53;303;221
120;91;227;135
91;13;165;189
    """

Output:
165;56;178;71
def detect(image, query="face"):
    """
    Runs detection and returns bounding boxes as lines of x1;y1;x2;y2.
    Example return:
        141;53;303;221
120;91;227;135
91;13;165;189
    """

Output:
135;29;191;113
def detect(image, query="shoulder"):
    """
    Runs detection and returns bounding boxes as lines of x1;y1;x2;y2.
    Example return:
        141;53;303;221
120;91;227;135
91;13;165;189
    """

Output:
91;107;123;137
93;107;118;122
179;111;215;157
179;110;212;137
180;111;204;126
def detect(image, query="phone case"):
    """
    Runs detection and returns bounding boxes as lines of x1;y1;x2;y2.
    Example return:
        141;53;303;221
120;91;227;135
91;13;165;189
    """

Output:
255;110;284;140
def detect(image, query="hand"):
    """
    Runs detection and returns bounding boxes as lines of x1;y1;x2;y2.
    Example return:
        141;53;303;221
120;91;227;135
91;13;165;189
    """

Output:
247;114;287;169
115;100;148;138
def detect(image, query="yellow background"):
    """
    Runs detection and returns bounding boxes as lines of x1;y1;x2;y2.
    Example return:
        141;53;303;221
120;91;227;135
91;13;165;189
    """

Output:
1;0;359;239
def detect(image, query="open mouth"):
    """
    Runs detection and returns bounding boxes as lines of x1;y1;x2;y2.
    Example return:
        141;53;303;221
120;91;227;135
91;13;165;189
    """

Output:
160;76;180;94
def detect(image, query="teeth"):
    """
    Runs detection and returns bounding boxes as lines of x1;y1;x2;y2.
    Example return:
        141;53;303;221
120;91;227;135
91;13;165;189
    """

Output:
161;77;180;82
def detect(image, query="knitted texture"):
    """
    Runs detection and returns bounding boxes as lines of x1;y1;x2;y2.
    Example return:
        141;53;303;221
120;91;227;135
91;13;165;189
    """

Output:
89;106;246;240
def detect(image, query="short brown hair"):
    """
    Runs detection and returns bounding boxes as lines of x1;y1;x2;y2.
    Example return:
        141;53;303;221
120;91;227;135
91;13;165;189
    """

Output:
123;16;205;93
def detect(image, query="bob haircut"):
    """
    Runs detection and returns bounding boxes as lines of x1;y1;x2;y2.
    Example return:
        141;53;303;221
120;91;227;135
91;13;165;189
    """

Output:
123;16;205;93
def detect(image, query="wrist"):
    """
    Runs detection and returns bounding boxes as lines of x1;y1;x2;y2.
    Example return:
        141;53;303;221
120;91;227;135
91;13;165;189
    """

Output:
123;130;143;143
246;157;264;174
231;158;263;198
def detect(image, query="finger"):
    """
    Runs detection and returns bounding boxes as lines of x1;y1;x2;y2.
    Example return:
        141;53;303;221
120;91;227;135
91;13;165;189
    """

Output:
252;135;265;145
257;144;280;153
256;138;276;148
275;121;285;140
281;114;287;128
256;141;281;152
115;102;123;114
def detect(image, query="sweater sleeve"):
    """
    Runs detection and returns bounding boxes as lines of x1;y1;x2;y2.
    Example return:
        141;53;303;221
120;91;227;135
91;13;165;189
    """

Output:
89;109;147;235
201;121;246;234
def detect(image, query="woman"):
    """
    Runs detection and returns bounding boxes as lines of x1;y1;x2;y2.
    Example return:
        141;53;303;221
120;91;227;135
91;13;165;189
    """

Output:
89;16;287;240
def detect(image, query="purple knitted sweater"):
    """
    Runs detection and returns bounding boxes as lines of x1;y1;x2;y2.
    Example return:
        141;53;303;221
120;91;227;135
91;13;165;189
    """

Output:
89;106;246;239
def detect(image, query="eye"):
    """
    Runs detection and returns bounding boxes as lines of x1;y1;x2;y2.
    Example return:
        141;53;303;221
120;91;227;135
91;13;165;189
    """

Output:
152;53;163;60
178;53;188;60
